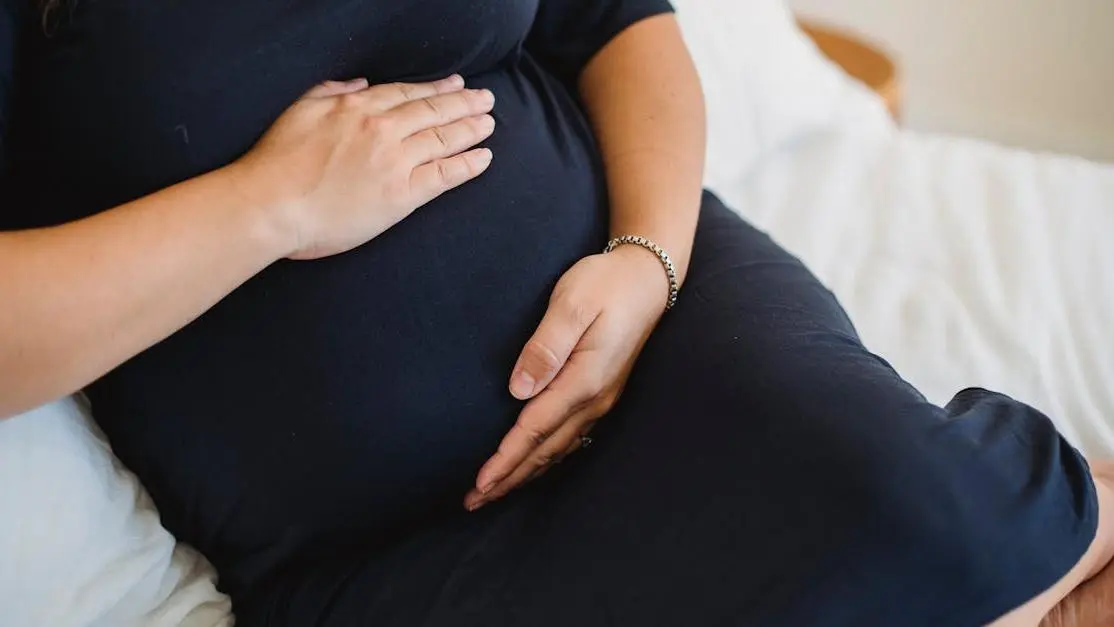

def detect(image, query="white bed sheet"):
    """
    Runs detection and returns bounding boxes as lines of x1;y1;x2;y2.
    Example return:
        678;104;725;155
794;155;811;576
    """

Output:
709;99;1114;457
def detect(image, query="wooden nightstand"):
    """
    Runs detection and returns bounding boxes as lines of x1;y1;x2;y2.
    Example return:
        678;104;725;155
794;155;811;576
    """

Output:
798;19;903;122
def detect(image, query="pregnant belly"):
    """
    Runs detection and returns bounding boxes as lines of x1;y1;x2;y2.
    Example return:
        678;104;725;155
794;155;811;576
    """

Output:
87;66;608;579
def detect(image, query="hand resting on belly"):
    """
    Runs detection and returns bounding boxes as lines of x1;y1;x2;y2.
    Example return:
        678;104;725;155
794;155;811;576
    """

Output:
0;73;494;419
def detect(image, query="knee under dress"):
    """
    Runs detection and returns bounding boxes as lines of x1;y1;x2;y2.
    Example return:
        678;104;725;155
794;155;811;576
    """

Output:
0;0;1098;625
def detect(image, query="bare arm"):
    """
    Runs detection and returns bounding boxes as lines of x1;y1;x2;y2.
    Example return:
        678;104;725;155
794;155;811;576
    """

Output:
0;76;496;419
578;13;705;284
0;167;289;418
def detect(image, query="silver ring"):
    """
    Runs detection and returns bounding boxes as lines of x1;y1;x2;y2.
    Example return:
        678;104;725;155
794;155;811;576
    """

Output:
579;435;594;449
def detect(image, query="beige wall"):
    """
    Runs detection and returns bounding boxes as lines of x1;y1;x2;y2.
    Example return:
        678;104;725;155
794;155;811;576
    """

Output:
789;0;1114;162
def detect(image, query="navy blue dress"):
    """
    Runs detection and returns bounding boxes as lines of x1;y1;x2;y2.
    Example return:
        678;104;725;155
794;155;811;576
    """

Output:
0;0;1098;624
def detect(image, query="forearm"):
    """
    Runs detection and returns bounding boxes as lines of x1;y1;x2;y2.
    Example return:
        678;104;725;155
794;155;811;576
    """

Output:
579;14;705;283
0;165;291;418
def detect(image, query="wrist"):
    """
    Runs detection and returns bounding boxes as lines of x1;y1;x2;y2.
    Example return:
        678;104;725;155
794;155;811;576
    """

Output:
217;162;303;261
604;235;680;311
608;222;693;286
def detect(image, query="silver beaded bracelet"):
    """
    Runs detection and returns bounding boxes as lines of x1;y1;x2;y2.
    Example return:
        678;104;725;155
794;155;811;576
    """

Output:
603;235;679;311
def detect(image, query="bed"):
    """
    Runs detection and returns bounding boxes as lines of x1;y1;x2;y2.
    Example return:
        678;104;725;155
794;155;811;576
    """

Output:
718;120;1114;459
2;1;1112;625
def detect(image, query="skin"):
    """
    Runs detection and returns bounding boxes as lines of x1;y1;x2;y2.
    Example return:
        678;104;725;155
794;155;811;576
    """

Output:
467;14;704;507
1046;562;1114;626
1038;462;1114;627
991;475;1114;626
0;12;1109;626
1045;552;1114;626
0;75;495;418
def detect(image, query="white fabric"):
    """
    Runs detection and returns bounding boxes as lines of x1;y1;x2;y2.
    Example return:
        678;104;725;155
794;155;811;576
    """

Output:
4;2;1114;626
683;0;1114;458
711;125;1114;458
672;0;850;184
0;399;232;627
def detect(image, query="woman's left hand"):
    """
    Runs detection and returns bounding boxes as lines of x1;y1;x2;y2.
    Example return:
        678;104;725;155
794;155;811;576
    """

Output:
465;245;671;510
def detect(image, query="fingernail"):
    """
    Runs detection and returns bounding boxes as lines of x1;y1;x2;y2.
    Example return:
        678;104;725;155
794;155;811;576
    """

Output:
474;89;495;105
347;77;368;86
446;74;464;87
510;371;535;400
480;481;499;495
478;114;495;132
476;148;493;165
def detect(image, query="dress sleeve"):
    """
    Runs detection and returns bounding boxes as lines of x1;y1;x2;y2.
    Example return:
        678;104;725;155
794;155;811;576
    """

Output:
0;0;22;181
525;0;674;87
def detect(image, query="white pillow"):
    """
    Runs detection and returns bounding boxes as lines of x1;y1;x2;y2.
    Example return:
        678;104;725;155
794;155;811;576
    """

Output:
673;0;850;188
0;398;231;627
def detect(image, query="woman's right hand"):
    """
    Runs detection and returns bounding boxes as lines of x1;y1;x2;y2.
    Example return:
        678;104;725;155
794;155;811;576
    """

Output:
231;75;496;260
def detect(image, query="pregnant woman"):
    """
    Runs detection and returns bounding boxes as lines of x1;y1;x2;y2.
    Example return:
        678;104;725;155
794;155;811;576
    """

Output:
1;0;1111;624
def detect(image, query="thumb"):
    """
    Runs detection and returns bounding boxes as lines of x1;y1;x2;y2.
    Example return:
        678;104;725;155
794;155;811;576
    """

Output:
510;299;597;400
303;77;369;99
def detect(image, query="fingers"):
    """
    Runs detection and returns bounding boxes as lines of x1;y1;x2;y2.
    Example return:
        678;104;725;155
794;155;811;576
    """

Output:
363;74;466;110
305;74;468;110
509;298;599;401
404;114;495;164
465;407;599;511
306;75;496;172
472;304;602;494
390;88;496;137
474;356;603;492
408;148;494;206
303;77;370;99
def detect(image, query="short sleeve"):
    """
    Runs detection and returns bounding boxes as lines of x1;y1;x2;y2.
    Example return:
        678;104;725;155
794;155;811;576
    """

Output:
526;0;674;87
0;0;22;178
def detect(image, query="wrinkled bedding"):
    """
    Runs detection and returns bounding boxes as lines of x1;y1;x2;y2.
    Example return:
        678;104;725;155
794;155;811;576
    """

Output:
713;116;1114;457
